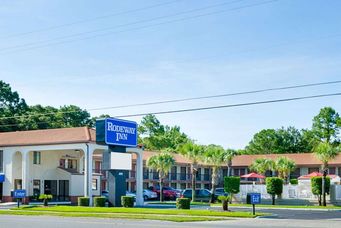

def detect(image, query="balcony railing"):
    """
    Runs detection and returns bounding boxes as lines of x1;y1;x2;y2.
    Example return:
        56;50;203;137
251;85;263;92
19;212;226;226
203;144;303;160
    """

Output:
127;171;212;182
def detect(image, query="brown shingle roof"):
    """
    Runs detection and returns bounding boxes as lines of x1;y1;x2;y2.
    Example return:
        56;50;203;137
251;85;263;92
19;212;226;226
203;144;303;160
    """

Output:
0;127;96;147
231;153;341;167
132;150;194;164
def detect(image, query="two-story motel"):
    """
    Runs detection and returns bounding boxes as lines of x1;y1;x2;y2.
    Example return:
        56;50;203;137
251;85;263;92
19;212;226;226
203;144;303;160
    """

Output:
1;127;341;203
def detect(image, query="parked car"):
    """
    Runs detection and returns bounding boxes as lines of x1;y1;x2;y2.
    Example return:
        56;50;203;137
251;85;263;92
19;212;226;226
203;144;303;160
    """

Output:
174;189;182;198
180;188;213;202
148;186;177;200
126;191;136;200
143;189;157;200
214;188;228;197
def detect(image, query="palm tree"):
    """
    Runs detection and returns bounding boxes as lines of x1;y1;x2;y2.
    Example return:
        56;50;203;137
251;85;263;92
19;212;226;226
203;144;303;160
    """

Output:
275;157;296;184
147;152;175;202
203;145;227;203
314;142;339;206
250;158;274;177
178;142;204;202
223;149;238;177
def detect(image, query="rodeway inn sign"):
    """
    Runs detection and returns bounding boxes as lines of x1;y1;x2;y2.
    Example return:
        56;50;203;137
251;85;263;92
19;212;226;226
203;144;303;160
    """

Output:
96;118;138;147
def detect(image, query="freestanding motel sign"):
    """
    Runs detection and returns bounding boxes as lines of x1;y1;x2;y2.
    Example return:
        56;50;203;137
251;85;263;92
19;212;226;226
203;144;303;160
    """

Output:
96;118;138;206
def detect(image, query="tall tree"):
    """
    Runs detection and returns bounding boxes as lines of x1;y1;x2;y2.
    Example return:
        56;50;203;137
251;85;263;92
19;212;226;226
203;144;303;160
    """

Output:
178;142;204;202
274;157;296;183
223;149;238;177
313;142;339;206
312;107;341;145
146;152;175;202
138;114;189;151
0;80;28;132
203;145;227;203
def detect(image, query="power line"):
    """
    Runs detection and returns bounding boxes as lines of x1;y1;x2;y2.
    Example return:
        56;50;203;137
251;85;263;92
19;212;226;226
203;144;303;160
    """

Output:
1;92;340;128
0;79;340;121
0;0;278;54
0;0;247;52
0;0;182;39
115;92;341;118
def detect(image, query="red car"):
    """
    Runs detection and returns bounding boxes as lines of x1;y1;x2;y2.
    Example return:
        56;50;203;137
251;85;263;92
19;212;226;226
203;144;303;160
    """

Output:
148;186;177;200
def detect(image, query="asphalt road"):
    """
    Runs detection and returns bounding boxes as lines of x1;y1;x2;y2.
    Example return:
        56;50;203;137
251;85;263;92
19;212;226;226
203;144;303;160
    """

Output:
1;211;341;228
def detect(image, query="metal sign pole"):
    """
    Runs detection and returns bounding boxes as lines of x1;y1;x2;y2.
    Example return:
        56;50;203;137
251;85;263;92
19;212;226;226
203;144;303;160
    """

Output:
252;204;255;215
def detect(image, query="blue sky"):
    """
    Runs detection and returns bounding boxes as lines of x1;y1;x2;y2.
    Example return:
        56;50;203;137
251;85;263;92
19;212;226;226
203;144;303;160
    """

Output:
1;0;341;149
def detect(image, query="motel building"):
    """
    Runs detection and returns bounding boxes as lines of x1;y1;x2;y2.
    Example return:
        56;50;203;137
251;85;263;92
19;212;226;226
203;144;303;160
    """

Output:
0;126;143;205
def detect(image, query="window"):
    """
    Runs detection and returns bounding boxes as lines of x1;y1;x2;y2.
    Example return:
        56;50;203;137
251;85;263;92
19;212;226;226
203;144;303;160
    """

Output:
14;179;22;190
92;179;98;190
68;159;77;169
308;167;319;173
171;183;177;189
0;150;3;173
33;180;40;198
33;151;41;165
328;167;336;175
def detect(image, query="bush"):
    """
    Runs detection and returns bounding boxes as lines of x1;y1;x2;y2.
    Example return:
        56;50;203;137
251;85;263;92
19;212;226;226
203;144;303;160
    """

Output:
290;179;298;185
78;197;90;206
176;198;190;210
94;197;106;207
224;176;240;194
311;176;330;205
38;194;53;206
224;176;240;203
121;196;134;208
266;177;283;205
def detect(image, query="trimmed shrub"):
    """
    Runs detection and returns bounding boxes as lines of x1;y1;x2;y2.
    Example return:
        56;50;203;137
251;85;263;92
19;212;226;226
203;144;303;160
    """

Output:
78;197;90;206
121;196;134;208
217;195;231;211
290;179;298;185
38;194;53;207
224;176;240;203
176;198;190;210
266;177;283;205
311;176;331;206
94;196;106;207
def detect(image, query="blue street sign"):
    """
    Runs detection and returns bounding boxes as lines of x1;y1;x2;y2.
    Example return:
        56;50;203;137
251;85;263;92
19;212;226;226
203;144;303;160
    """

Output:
105;118;138;147
13;189;26;199
0;174;5;183
250;193;261;204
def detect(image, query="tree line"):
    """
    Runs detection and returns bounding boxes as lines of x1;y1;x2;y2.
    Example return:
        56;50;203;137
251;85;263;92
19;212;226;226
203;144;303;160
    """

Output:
1;80;340;154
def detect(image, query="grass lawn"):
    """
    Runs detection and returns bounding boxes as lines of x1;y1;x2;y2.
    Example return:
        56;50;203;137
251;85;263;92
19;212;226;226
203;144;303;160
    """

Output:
0;210;224;222
148;201;210;206
6;205;264;222
212;203;341;210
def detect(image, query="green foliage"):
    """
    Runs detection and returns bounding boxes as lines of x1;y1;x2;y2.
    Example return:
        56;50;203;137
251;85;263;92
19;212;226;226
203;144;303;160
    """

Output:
250;158;274;175
290;179;298;185
176;198;191;209
266;177;283;196
121;196;134;208
275;157;296;181
38;194;53;200
312;107;341;144
314;142;339;169
78;197;90;206
311;177;331;195
94;197;106;207
138;114;190;151
244;127;313;154
217;195;231;202
224;176;240;194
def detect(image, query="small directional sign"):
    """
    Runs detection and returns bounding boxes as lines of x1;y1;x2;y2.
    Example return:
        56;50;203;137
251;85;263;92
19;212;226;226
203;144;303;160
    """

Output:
250;193;261;204
13;189;26;199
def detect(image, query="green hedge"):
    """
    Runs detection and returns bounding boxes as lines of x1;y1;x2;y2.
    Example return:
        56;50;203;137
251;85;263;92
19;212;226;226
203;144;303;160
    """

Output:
266;177;283;205
311;176;330;195
224;176;240;194
78;197;90;206
290;179;298;185
94;197;106;207
121;196;134;208
176;198;190;210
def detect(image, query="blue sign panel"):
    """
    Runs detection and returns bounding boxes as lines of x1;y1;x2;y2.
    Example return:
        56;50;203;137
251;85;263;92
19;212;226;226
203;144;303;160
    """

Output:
250;193;261;204
0;174;5;183
13;189;26;199
105;118;138;147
